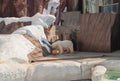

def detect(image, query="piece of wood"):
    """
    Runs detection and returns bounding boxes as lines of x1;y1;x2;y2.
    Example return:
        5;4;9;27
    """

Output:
35;53;104;62
77;13;120;52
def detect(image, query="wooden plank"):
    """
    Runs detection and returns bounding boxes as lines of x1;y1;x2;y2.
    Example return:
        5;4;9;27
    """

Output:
32;51;120;62
35;53;104;62
77;13;120;52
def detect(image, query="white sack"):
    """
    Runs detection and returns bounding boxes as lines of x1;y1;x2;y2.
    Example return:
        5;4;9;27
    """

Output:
0;34;35;62
100;60;120;71
43;0;60;14
31;13;56;28
91;66;107;81
13;25;46;45
0;13;56;26
0;62;29;81
1;17;30;25
26;61;82;81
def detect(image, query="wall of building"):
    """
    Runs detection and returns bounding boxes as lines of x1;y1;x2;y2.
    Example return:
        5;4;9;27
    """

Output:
82;0;120;13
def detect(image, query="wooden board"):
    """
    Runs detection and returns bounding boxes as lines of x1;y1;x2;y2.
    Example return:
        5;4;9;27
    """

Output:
35;53;104;62
34;51;120;62
77;13;120;52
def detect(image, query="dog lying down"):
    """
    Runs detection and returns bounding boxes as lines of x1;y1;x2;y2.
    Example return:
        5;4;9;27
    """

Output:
52;40;74;54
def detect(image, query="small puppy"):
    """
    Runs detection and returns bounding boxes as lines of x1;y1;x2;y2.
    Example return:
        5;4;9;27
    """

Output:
52;40;74;54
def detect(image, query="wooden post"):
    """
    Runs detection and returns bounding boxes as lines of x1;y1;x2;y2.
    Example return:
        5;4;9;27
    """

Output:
24;0;27;16
83;0;86;13
118;0;120;14
96;0;99;13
